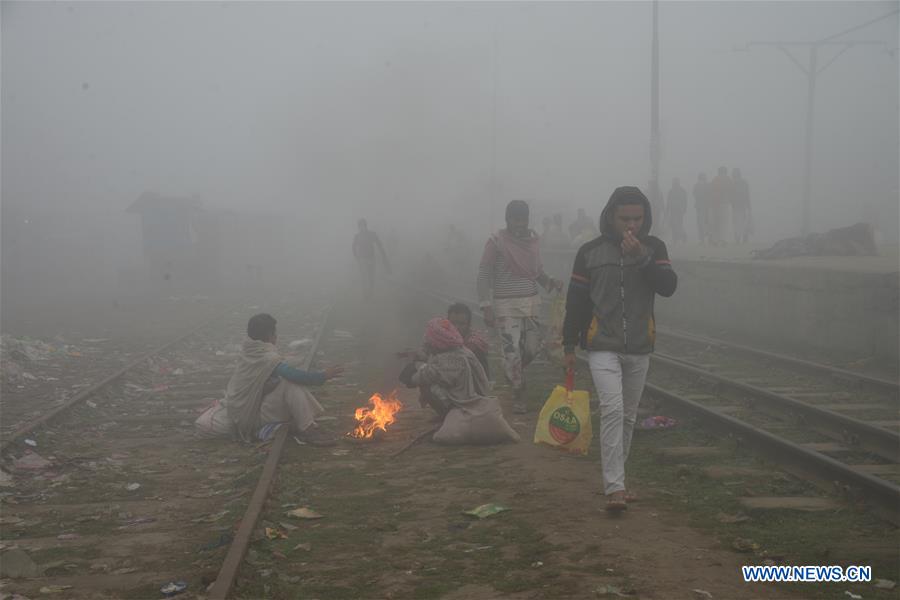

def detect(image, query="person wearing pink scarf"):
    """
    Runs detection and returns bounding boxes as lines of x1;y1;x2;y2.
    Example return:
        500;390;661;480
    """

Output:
476;200;563;414
424;317;465;351
447;302;490;379
399;317;477;418
397;318;519;445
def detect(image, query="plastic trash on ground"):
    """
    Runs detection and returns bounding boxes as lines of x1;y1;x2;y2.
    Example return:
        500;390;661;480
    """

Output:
160;581;188;597
637;415;677;430
462;504;509;519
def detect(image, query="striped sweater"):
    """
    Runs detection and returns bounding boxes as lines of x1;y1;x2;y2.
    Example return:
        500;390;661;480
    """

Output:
477;234;550;307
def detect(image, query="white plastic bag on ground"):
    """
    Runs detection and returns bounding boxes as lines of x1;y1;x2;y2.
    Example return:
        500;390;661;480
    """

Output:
194;399;233;438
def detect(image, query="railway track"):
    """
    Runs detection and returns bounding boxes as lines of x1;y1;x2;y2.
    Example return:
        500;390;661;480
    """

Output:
0;301;333;598
657;326;899;394
1;340;143;442
0;300;233;442
411;284;900;524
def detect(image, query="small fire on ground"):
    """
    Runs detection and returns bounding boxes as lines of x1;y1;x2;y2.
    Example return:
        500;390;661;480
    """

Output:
348;391;403;439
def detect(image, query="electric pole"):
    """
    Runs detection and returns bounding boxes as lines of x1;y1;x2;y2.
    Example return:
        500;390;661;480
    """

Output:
650;0;660;192
740;9;895;235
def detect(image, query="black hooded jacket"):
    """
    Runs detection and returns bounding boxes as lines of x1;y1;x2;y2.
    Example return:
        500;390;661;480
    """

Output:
562;187;677;354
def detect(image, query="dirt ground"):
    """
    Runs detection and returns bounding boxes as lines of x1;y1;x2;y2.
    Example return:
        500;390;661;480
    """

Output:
234;289;833;600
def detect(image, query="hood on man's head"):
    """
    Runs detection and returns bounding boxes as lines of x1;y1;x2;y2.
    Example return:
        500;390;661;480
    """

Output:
599;186;652;239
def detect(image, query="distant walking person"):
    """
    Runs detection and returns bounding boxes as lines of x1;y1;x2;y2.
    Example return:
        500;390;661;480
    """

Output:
665;178;688;245
709;167;733;246
645;179;666;238
731;168;752;244
352;219;391;299
477;200;562;414
693;173;711;245
562;187;677;511
568;208;599;244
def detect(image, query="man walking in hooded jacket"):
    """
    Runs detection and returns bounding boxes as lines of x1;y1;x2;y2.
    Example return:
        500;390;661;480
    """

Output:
562;187;677;511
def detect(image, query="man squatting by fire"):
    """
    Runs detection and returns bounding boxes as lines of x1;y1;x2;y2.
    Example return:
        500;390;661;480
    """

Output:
477;200;563;414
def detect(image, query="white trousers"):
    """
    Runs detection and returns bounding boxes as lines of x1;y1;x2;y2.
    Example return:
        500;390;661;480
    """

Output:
588;351;650;494
259;379;323;434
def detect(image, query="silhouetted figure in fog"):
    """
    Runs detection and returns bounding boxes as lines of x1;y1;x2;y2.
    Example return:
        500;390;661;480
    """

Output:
646;179;666;238
352;219;391;299
731;168;752;244
551;213;567;245
665;178;688;245
568;208;598;243
709;167;733;246
693;173;711;245
477;200;562;414
541;217;552;245
542;213;568;248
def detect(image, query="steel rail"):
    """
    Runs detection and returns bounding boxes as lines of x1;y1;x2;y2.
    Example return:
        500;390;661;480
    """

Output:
651;353;900;462
657;326;899;394
0;310;231;455
403;282;900;523
208;304;333;600
644;381;900;524
412;284;898;457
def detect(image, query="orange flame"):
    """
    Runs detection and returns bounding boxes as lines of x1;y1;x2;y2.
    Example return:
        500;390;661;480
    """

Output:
348;391;403;439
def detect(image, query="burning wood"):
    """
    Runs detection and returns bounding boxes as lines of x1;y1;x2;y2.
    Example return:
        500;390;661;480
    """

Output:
348;391;403;439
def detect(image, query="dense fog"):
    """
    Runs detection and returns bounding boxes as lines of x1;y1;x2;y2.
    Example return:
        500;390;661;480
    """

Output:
2;1;897;326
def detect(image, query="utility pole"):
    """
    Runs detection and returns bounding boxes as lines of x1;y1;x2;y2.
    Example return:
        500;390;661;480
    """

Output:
490;20;499;234
650;0;660;191
740;9;895;235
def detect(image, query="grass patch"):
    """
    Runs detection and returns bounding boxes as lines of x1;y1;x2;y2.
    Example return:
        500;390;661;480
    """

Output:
628;412;900;600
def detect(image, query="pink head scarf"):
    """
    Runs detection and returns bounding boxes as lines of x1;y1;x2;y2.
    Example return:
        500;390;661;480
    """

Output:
424;318;464;351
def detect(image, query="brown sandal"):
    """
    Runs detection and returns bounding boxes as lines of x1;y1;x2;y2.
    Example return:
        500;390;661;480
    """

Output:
605;491;628;512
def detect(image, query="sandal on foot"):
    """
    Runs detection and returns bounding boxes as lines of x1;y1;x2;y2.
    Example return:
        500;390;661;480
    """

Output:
624;492;639;503
605;492;628;512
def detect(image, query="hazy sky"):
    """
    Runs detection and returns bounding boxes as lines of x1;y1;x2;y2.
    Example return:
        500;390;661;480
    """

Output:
2;1;898;248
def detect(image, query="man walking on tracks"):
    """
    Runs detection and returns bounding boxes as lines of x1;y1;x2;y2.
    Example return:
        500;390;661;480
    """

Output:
709;166;733;246
562;187;677;511
353;218;391;299
731;168;752;244
223;313;343;446
478;200;563;414
665;178;688;245
693;173;711;245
